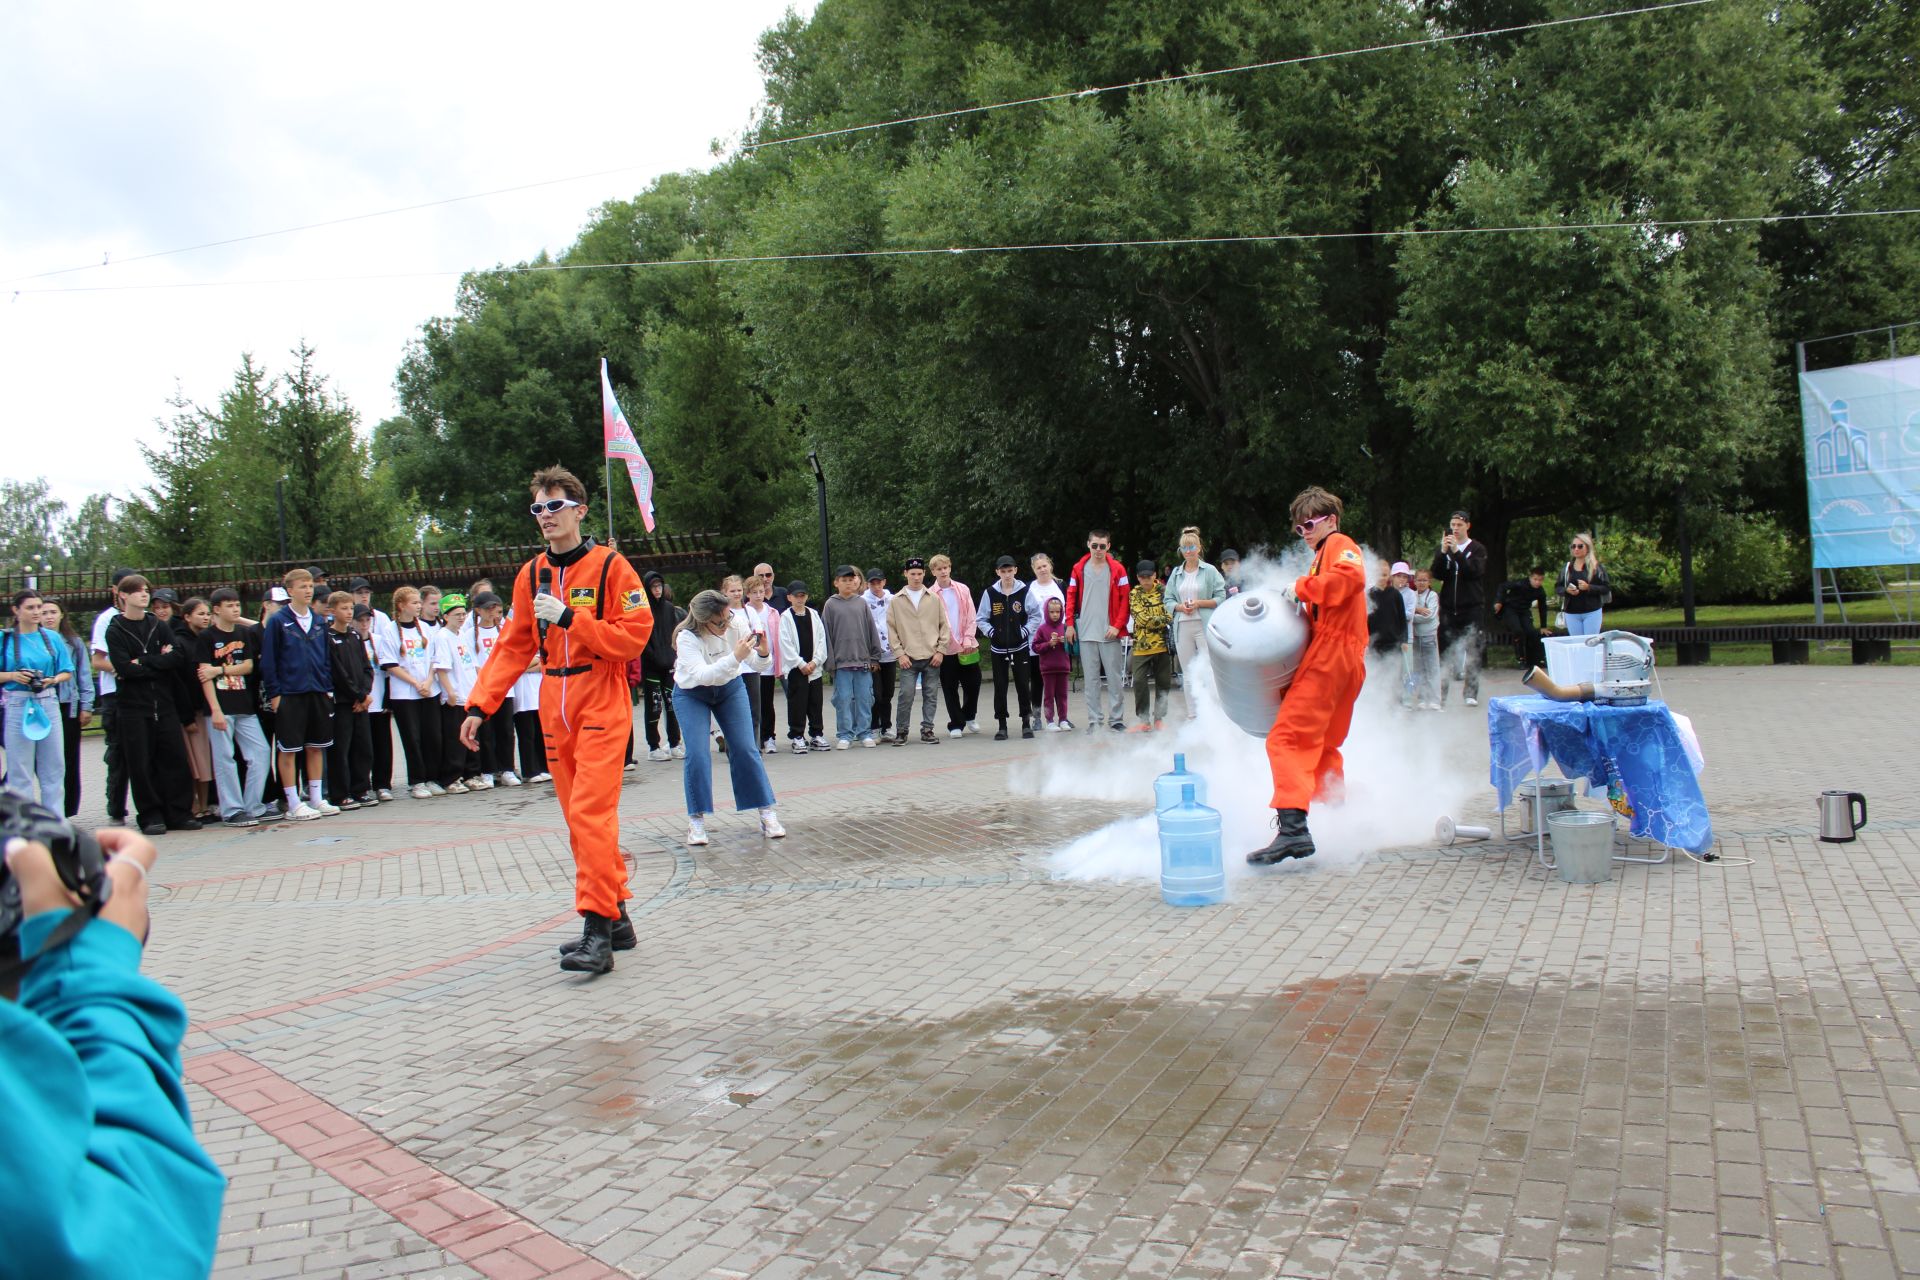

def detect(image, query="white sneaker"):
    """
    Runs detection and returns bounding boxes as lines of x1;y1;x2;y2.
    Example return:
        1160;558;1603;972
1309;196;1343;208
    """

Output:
308;797;341;817
377;788;394;802
760;739;777;756
445;780;471;794
286;802;321;822
949;728;964;739
791;739;809;755
467;775;495;790
671;745;685;760
1059;719;1075;731
810;735;832;751
966;720;980;735
1465;697;1479;707
759;807;786;839
648;747;671;762
498;771;523;787
410;783;432;799
427;781;448;796
836;738;852;750
686;816;709;846
860;735;877;748
528;772;552;783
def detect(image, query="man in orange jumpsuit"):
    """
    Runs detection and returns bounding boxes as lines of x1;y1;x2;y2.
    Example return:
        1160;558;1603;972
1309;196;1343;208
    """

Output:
461;465;653;974
1249;486;1369;865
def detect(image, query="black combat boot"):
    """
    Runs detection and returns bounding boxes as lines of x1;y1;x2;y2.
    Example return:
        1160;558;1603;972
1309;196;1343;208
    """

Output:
558;912;616;974
1247;809;1316;865
558;904;636;956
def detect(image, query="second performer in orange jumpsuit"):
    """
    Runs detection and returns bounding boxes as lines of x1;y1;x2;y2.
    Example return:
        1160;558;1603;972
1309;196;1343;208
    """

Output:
1249;486;1369;865
463;466;653;974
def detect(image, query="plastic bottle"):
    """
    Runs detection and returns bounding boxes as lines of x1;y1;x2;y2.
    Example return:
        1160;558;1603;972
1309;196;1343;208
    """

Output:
1154;753;1208;814
1158;783;1226;907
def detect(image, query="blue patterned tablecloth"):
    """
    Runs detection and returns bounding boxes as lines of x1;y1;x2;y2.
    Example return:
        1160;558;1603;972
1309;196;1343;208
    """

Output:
1487;696;1714;854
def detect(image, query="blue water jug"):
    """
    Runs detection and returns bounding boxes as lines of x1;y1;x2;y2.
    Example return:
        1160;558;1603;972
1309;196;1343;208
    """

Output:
1154;753;1208;813
1159;783;1226;907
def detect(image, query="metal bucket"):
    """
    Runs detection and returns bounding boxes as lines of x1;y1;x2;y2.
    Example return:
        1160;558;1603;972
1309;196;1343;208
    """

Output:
1515;778;1577;833
1548;811;1616;884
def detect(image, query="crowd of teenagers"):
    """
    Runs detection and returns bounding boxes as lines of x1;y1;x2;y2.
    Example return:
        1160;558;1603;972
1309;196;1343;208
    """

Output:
0;509;1605;837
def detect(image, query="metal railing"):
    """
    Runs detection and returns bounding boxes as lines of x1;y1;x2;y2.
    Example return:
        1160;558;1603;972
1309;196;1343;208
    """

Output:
1;532;725;615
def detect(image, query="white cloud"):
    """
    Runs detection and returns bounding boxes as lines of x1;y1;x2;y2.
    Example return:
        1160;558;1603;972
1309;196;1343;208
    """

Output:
0;0;811;516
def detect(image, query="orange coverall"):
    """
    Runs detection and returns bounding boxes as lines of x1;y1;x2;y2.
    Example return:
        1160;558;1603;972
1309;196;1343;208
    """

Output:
468;541;653;917
1266;531;1369;812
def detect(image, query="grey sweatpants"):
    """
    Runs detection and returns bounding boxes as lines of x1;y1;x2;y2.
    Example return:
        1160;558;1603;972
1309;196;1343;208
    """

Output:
895;658;941;732
1081;639;1127;726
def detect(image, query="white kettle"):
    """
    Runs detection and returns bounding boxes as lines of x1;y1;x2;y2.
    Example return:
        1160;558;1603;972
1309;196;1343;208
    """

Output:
1204;592;1311;737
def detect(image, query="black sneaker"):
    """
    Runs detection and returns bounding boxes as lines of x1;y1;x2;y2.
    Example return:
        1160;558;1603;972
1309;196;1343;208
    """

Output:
224;814;261;829
140;822;166;836
994;724;1009;741
1021;724;1035;740
1110;720;1127;732
172;818;204;832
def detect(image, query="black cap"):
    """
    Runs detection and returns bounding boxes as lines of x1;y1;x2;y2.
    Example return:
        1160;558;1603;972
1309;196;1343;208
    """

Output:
307;565;327;578
867;568;886;581
472;591;503;610
834;564;859;579
904;556;927;570
1134;559;1157;578
352;603;373;620
1220;548;1241;562
151;587;180;604
995;555;1017;569
787;581;810;596
349;577;372;592
109;566;136;586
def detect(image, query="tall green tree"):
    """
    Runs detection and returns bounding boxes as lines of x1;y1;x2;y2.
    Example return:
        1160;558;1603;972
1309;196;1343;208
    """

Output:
0;478;68;575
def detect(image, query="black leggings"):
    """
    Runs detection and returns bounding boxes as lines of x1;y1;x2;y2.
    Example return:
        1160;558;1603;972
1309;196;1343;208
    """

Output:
742;672;779;744
369;710;394;790
61;707;83;816
939;658;983;731
390;699;445;787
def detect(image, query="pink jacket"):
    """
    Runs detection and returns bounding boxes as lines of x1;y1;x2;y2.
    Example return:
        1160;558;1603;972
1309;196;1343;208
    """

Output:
934;580;979;655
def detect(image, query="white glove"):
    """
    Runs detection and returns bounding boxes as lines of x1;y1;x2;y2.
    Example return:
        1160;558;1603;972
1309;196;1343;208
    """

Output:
1280;583;1301;608
531;592;567;624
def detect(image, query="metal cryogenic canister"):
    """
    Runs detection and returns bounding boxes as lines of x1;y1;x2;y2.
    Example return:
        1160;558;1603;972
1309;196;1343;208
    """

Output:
1204;592;1310;737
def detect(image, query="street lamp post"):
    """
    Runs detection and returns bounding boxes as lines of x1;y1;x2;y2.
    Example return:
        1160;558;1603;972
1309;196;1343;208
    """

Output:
808;450;830;598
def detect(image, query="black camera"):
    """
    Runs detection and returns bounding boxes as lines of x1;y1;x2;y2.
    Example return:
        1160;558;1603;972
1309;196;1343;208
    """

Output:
21;672;48;694
0;794;108;956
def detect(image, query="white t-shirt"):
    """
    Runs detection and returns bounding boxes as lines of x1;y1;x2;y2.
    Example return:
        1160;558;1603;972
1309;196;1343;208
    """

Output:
90;607;119;696
428;628;458;703
383;620;439;701
444;628;480;704
361;633;386;712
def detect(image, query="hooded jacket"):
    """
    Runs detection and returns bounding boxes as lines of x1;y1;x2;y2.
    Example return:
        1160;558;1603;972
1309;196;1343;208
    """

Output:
639;572;684;678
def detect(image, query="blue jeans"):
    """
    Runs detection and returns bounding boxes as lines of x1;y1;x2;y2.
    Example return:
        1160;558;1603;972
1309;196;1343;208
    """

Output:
1564;609;1604;636
2;690;64;808
207;713;274;819
831;668;873;742
672;679;775;818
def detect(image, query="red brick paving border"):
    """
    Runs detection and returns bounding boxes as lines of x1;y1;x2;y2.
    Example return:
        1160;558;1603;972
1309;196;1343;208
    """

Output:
188;1049;625;1279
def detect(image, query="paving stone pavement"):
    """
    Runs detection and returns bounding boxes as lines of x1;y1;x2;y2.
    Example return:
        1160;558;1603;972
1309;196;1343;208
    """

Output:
60;665;1920;1278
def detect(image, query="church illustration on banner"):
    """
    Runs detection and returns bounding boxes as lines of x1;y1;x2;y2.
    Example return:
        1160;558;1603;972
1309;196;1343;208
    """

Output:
1813;398;1871;476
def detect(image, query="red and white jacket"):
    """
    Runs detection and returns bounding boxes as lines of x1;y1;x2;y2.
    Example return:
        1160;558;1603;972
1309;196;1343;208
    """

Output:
1065;552;1132;637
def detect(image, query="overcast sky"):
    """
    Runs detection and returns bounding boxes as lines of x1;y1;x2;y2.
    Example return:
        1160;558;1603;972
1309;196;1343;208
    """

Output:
0;1;812;519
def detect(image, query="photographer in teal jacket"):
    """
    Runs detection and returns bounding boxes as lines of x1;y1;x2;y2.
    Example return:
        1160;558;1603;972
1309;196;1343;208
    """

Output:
0;828;225;1279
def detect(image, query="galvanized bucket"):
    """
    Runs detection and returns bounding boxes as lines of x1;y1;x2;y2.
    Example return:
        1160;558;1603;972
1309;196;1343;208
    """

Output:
1548;811;1616;884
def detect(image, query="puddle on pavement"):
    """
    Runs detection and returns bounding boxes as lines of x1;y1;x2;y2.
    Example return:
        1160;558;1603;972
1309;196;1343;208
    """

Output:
511;965;1920;1269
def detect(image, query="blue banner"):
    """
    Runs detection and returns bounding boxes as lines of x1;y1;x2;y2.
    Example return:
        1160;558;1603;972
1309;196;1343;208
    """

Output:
1798;355;1920;569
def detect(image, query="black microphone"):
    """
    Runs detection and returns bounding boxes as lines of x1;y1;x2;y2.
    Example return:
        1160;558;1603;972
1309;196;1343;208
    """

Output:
536;567;553;646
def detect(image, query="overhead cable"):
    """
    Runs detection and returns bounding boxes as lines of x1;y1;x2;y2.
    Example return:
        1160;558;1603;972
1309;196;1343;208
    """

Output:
13;206;1916;297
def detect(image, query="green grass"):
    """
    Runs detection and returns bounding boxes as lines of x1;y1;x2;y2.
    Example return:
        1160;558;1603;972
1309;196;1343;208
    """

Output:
1607;598;1914;628
1569;599;1919;666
